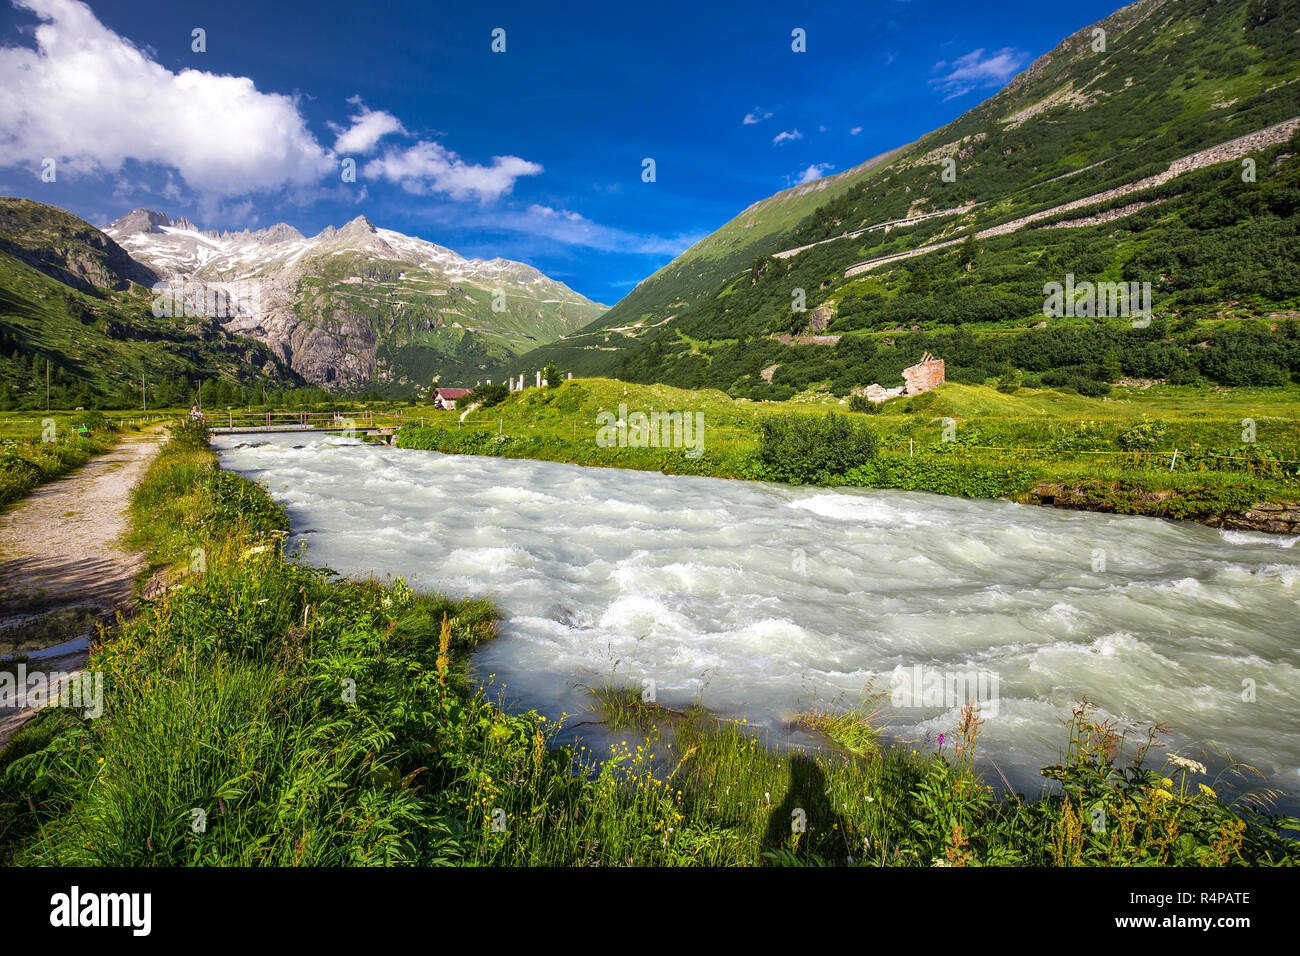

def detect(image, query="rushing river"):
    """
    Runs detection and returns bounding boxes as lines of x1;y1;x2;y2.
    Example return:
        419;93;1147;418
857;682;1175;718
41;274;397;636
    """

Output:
215;432;1300;807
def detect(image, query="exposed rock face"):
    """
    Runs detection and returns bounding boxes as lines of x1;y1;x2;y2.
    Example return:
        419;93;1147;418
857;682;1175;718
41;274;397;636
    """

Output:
808;306;832;332
281;310;378;386
1211;501;1300;535
0;199;157;293
107;208;171;235
1029;483;1300;536
859;353;946;403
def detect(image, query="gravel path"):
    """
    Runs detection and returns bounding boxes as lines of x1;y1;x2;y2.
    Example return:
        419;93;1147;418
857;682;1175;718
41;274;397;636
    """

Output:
0;430;163;746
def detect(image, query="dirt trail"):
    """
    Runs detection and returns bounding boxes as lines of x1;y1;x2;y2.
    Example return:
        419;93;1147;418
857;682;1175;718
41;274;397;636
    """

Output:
0;429;164;746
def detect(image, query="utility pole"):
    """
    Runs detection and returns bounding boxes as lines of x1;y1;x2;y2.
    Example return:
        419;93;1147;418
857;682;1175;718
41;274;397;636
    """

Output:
142;373;147;412
45;358;50;412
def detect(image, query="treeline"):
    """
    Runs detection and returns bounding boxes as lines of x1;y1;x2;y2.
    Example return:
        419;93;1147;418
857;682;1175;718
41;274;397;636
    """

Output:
0;353;380;411
619;318;1300;402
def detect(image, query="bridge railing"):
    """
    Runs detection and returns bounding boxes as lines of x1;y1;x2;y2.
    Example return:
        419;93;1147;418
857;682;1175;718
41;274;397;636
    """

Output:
204;409;406;429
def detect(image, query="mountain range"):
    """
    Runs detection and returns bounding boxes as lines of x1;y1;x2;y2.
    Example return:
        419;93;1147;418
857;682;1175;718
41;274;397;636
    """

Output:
103;210;606;391
0;200;605;407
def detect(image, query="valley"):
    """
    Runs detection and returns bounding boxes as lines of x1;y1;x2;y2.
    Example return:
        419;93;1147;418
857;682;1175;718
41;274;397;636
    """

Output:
0;0;1298;882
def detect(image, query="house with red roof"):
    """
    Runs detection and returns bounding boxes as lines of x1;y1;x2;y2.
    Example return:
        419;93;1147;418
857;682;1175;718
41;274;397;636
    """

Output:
433;387;472;411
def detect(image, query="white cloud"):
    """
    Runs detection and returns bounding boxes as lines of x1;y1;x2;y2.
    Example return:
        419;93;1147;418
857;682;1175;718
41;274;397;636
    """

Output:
0;0;334;198
794;163;834;184
772;129;803;146
330;98;406;154
743;107;773;125
520;204;699;255
362;141;541;202
929;47;1029;100
850;126;864;135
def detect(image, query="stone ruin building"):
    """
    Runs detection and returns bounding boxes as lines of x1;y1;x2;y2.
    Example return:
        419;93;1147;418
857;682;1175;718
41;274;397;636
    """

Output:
856;352;945;403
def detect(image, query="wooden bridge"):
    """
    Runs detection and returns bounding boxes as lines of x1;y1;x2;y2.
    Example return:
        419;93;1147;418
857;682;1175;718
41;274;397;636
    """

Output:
205;410;404;439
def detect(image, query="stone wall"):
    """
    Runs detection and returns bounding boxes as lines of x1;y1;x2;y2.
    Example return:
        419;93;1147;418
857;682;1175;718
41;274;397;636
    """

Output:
845;116;1300;279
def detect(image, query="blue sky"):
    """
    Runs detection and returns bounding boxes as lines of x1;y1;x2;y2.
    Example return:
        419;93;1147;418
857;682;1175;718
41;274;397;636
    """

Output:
0;0;1123;304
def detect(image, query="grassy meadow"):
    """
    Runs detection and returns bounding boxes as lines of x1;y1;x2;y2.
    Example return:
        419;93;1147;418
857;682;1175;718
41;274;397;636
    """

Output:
0;410;153;509
395;377;1300;526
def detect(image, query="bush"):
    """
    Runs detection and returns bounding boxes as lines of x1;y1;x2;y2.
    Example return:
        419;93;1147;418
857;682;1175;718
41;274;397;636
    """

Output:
77;411;112;433
470;382;509;408
168;417;210;450
758;412;878;484
1118;416;1169;451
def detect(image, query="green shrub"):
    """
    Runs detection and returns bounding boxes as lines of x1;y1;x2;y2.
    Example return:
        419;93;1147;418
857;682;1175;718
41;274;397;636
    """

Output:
0;431;117;507
470;382;509;408
1118;416;1170;450
169;417;210;450
758;412;878;484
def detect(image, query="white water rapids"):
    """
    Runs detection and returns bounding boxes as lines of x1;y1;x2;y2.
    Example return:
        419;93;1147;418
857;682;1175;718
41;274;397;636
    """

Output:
215;433;1300;807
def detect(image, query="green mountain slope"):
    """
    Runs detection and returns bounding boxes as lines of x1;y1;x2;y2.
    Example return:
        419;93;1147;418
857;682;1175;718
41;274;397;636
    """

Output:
0;199;307;409
508;0;1300;396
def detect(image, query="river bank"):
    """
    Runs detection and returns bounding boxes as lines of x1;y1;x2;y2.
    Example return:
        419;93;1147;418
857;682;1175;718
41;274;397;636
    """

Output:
391;378;1300;535
2;424;1296;865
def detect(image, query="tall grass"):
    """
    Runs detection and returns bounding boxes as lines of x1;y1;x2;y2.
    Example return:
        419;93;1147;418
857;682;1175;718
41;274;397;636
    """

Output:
0;415;121;508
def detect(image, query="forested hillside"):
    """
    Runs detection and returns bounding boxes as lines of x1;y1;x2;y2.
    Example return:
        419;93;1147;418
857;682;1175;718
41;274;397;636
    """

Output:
506;0;1300;399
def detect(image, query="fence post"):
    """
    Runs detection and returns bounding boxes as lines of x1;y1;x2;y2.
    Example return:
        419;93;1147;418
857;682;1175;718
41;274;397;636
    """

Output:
909;438;914;458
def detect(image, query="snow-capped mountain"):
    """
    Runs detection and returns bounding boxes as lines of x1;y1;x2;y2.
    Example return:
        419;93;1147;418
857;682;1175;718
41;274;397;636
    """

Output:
103;209;605;391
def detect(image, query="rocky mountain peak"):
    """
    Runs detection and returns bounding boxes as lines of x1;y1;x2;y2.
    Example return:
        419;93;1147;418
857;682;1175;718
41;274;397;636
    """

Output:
107;208;171;235
261;222;304;244
337;214;377;237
